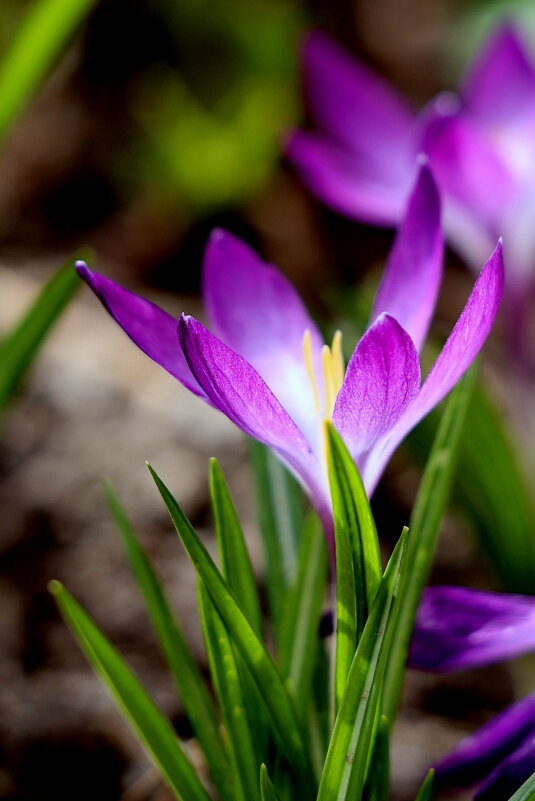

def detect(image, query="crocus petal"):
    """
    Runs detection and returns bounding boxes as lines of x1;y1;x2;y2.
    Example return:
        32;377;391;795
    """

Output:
287;131;411;225
371;162;443;351
434;692;535;788
301;31;414;170
202;229;324;446
462;22;535;129
420;100;518;237
332;313;420;473
75;262;208;400
410;586;535;671
363;241;503;493
177;315;329;516
476;732;535;801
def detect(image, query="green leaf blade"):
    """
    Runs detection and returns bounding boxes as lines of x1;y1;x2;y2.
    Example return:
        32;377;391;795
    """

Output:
198;583;258;801
102;482;232;801
382;364;478;726
326;423;382;712
49;581;211;801
209;458;262;635
0;254;86;410
317;531;406;801
148;464;315;797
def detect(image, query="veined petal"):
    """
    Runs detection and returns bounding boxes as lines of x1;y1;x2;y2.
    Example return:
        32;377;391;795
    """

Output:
302;31;414;168
287;130;411;225
75;262;207;400
410;586;535;671
420;100;518;236
332;314;420;468
462;22;535;128
476;732;535;801
371;162;443;351
363;241;503;494
202;229;324;444
434;692;535;788
177;315;328;508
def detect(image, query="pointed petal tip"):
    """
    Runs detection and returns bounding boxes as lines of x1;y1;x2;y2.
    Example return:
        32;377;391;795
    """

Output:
75;260;91;280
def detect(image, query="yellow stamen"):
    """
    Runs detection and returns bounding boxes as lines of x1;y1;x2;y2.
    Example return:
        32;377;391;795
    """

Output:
331;330;344;390
302;329;320;414
322;345;336;419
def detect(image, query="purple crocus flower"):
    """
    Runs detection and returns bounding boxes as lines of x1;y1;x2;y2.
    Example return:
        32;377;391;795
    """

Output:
409;586;535;672
76;165;503;537
434;692;535;801
288;24;535;325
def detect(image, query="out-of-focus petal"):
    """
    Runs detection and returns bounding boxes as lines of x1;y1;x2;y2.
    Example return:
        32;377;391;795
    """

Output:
332;313;420;473
371;162;443;351
287;131;411;225
476;732;535;801
202;229;324;445
177;315;329;512
462;22;535;128
410;586;535;671
420;100;518;237
302;31;414;166
75;262;208;400
363;241;504;493
434;692;535;788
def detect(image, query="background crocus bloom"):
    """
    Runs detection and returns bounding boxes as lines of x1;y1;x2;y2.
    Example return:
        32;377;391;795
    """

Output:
288;24;534;316
76;166;503;537
409;586;535;671
434;692;535;801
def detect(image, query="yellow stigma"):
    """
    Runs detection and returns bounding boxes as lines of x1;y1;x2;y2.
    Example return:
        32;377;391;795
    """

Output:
302;328;345;421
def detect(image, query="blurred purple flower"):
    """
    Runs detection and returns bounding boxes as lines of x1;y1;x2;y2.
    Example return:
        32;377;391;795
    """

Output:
434;692;535;801
288;24;535;312
410;586;535;671
76;166;503;536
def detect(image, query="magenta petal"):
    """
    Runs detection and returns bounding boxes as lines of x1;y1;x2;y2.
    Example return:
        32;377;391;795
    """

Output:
420;103;518;237
75;262;207;400
302;31;414;167
202;229;324;443
476;732;535;801
287;131;410;225
462;22;535;128
434;692;535;789
177;315;327;500
396;240;503;435
410;587;535;671
371;162;443;351
332;314;420;474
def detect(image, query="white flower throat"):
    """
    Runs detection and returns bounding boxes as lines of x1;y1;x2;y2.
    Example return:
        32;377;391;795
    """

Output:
302;328;345;422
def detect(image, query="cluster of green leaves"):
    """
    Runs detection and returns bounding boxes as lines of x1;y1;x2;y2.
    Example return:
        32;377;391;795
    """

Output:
49;364;499;801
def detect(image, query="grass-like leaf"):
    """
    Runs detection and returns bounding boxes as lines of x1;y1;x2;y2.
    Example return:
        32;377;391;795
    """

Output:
198;583;258;801
414;770;434;801
102;482;232;801
0;254;85;410
248;440;304;628
326;423;382;713
382;364;478;725
148;463;315;797
260;764;282;801
209;458;268;759
409;382;535;593
0;0;98;141
278;513;329;719
506;770;535;801
364;716;390;801
49;581;211;801
209;458;262;635
316;530;406;801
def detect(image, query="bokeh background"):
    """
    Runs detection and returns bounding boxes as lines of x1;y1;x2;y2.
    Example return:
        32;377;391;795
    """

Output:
1;0;534;799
